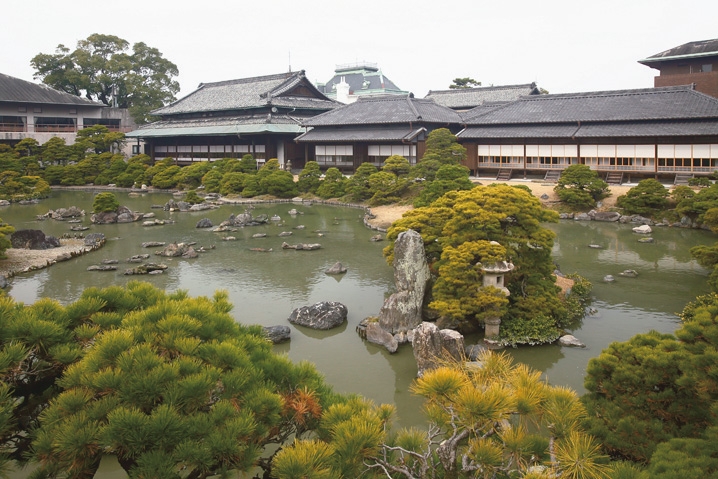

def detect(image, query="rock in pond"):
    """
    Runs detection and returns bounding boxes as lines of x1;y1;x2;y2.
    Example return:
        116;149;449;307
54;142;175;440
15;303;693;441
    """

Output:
263;325;291;344
632;224;652;234
288;301;348;330
559;334;586;348
325;262;347;275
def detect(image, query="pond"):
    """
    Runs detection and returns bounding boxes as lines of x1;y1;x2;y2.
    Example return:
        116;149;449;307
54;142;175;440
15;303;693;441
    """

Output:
1;190;714;433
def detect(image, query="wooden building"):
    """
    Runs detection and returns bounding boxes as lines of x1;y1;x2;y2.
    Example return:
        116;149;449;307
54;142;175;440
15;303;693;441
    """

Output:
456;85;718;183
295;95;463;172
0;72;135;154
126;71;338;168
639;39;718;99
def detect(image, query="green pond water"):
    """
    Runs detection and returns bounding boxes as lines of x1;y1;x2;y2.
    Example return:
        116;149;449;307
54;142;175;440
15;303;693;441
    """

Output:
1;190;714;476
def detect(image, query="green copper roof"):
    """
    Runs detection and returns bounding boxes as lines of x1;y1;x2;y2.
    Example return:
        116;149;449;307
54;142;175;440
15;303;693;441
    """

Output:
126;123;303;138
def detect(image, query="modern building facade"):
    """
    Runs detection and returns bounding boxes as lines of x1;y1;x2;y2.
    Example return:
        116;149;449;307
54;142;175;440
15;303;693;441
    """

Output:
126;71;338;168
639;39;718;99
0;72;134;152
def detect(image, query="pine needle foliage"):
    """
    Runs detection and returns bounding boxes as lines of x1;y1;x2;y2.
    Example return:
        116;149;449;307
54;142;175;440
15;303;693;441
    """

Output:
0;282;337;478
275;350;608;479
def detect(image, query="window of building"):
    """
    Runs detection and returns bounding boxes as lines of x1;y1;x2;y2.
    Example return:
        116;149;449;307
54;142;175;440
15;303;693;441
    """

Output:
701;64;713;73
0;116;26;132
34;117;75;132
315;145;353;168
132;145;141;155
367;144;416;165
83;118;121;130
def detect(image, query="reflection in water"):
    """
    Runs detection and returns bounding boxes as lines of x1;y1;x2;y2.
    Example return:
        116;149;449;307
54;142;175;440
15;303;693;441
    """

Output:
1;193;715;426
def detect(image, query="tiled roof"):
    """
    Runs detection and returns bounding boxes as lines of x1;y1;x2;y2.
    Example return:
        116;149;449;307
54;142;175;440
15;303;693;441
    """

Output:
458;124;581;139
639;38;718;65
295;126;426;142
458;120;718;140
303;96;463;126
152;71;337;116
575;120;718;138
127;112;305;138
461;86;718;125
0;72;103;107
425;83;539;110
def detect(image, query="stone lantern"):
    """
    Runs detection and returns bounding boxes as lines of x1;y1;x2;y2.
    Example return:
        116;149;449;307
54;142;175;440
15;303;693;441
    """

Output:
479;260;514;339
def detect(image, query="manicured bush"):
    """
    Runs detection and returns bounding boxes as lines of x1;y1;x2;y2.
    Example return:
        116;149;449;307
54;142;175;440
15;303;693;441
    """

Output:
616;178;670;215
316;167;346;199
554;164;609;209
92;192;120;213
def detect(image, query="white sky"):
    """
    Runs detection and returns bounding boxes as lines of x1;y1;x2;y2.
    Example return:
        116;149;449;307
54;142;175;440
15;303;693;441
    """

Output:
2;0;717;102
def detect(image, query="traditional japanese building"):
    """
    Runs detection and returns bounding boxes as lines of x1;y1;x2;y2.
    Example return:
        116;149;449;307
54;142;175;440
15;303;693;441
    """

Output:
126;71;338;168
315;63;409;104
639;39;718;99
0;72;134;152
425;83;540;112
295;95;463;171
457;85;718;183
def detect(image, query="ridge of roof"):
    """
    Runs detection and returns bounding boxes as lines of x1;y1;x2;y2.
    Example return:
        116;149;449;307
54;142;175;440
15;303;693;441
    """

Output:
199;71;299;89
518;84;694;101
462;85;718;125
426;83;537;96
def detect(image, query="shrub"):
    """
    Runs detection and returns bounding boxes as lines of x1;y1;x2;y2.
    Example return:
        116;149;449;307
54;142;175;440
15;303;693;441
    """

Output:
92;192;120;213
259;170;297;198
184;190;203;204
297;161;322;194
554;165;609;209
688;176;712;187
316;167;346;199
615;179;669;215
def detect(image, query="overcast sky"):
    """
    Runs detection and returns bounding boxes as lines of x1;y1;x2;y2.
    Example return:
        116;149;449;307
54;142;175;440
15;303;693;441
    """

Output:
3;0;717;102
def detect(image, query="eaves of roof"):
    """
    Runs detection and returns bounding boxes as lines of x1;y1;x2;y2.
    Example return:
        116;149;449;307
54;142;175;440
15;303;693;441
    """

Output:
295;126;426;143
457;119;718;140
638;50;718;65
126;123;302;138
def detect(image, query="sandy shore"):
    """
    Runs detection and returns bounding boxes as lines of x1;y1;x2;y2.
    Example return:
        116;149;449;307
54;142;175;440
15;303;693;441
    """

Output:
365;179;634;230
0;238;92;279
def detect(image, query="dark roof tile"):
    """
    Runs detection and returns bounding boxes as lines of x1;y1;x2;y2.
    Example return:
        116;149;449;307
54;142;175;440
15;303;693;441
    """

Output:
153;71;337;115
0;72;103;107
425;83;539;109
303;96;462;126
462;86;718;125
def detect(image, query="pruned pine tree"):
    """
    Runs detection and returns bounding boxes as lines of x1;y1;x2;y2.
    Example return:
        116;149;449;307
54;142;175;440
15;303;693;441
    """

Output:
274;350;610;479
3;282;337;479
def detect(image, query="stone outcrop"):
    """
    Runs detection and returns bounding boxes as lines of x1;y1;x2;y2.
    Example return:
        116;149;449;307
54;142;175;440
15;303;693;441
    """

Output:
124;263;168;275
91;206;143;224
363;320;399;353
196;218;213;228
559;334;585;348
282;242;322;250
155;243;198;258
378;229;430;334
10;229;61;250
220;212;269;227
325;262;347;275
633;224;652;234
412;322;465;377
263;325;291;344
84;233;106;248
288;301;348;330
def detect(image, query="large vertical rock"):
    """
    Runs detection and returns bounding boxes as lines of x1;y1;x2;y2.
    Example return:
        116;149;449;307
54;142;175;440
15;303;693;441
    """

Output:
378;229;430;334
412;322;465;377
